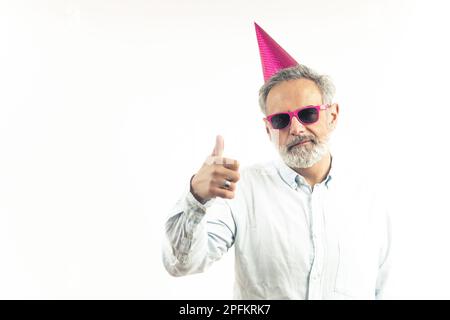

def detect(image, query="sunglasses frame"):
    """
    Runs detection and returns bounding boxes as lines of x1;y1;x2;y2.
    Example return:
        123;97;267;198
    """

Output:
264;104;330;129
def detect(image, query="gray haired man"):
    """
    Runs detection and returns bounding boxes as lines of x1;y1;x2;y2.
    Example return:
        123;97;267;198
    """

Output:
162;23;391;300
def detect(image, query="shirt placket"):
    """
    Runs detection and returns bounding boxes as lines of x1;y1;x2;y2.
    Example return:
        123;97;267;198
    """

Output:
307;185;324;300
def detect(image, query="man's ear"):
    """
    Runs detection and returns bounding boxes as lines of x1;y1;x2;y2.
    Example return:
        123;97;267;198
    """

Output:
263;118;272;140
328;103;339;129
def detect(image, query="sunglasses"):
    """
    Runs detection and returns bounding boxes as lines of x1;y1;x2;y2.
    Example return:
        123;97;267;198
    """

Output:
265;104;330;129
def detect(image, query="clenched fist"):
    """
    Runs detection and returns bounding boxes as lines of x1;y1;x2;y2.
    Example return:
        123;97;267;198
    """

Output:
190;135;240;204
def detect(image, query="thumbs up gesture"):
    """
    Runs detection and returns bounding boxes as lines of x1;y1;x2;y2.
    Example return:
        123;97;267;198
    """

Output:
190;135;240;204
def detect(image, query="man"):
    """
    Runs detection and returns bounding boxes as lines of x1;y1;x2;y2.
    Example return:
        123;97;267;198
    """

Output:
162;23;391;299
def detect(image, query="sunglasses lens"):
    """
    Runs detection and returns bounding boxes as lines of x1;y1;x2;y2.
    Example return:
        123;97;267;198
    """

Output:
298;107;319;123
270;114;291;129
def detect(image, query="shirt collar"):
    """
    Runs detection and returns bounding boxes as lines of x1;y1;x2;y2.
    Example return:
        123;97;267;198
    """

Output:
275;155;334;190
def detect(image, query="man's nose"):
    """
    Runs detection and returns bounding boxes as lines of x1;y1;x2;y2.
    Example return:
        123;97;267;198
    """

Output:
289;116;306;135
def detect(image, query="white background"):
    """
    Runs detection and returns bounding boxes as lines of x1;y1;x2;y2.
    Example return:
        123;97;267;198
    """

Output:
1;0;449;299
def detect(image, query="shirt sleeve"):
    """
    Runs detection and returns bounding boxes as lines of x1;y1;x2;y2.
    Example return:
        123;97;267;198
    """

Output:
162;179;237;277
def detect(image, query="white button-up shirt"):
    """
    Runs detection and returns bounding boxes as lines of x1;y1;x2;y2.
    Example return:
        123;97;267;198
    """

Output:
163;156;391;299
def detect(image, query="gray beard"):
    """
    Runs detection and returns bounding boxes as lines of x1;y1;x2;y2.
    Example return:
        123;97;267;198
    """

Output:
276;136;329;169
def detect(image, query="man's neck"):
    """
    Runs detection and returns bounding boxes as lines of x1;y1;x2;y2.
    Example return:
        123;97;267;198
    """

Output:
293;152;332;187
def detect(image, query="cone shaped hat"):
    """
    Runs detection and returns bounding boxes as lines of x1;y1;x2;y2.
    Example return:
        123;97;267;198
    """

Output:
255;22;299;82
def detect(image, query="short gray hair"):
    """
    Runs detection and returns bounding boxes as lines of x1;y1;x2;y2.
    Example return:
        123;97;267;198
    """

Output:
258;64;336;115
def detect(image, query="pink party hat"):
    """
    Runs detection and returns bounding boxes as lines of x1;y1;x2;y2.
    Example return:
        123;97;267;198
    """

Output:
254;22;299;82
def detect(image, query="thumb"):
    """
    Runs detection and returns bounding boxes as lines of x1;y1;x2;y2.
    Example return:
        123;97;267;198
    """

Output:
211;135;224;157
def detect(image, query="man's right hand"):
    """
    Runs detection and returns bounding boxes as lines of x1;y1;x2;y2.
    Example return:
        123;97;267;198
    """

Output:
190;135;240;204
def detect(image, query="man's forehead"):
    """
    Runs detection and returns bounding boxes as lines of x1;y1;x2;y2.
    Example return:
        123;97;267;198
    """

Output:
267;79;323;112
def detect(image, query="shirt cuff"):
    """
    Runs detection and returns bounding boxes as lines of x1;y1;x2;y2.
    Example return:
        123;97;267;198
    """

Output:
186;188;216;213
169;175;217;221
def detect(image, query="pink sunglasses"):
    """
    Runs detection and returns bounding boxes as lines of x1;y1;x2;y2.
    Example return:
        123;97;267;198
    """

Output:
265;104;330;129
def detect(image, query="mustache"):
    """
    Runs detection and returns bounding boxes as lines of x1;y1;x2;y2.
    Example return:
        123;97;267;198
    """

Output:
286;135;317;150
